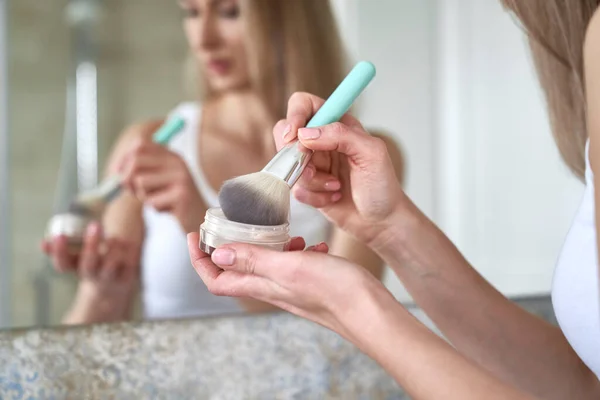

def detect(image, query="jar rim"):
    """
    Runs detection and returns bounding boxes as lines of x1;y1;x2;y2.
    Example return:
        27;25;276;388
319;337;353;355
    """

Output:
204;207;289;233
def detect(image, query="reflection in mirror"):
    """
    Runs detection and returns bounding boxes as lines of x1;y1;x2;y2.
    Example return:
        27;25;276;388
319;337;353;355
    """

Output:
6;0;402;330
3;0;574;333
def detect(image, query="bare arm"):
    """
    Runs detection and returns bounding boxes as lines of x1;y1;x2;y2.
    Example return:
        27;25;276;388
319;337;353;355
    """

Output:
372;199;600;399
189;234;536;400
348;280;537;400
271;93;600;397
62;121;160;323
329;132;405;280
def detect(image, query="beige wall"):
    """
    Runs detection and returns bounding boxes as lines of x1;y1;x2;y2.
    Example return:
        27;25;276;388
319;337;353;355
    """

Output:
9;0;188;328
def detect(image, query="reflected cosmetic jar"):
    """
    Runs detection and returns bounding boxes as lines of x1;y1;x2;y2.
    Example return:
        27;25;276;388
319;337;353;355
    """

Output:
199;207;291;255
45;213;92;255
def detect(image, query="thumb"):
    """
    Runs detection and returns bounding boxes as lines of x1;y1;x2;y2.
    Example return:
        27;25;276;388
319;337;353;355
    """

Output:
211;243;323;281
297;123;388;169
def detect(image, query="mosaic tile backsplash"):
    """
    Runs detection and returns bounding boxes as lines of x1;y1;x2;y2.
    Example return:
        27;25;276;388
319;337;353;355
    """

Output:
0;297;555;399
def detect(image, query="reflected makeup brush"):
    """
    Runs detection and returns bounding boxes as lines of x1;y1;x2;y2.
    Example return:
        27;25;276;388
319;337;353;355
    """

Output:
45;116;185;254
68;116;185;218
218;61;376;226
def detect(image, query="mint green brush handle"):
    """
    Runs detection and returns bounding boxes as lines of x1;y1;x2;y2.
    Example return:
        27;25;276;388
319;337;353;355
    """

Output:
99;116;185;202
262;61;375;187
153;116;185;144
306;61;376;128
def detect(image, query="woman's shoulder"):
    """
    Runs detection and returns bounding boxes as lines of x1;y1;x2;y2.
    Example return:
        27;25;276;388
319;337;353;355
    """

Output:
584;9;600;175
368;128;406;185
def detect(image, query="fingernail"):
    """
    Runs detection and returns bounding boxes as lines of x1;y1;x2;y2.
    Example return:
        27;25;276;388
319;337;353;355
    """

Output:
282;124;292;140
86;222;100;237
304;166;315;180
212;248;236;266
324;180;341;191
331;192;342;202
298;128;321;140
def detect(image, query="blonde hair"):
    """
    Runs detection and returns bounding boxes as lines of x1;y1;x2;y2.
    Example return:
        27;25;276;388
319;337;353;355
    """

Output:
187;0;347;120
501;0;600;179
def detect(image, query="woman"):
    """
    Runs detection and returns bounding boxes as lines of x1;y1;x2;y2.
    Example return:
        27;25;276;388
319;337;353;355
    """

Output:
42;0;404;323
188;1;600;399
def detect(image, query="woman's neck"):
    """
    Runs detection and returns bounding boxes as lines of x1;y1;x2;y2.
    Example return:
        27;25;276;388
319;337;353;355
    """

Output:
204;90;276;155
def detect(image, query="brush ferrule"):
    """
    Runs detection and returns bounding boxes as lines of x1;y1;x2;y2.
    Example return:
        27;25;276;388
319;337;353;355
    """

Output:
262;141;312;187
97;175;123;202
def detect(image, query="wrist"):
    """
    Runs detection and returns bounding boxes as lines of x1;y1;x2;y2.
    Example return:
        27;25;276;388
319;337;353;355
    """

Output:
65;282;133;324
368;198;423;261
334;272;405;350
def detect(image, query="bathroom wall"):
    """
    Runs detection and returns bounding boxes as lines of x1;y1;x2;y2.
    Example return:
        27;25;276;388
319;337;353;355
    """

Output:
9;0;188;328
8;0;578;328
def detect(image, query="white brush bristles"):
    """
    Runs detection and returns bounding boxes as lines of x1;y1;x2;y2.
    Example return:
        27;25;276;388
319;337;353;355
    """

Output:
219;172;291;226
68;175;122;218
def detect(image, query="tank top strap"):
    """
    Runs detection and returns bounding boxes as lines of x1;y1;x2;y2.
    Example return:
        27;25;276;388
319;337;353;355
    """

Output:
162;102;219;208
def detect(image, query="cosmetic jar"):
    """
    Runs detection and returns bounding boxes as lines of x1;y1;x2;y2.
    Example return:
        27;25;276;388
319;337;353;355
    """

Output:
45;213;92;255
199;207;291;255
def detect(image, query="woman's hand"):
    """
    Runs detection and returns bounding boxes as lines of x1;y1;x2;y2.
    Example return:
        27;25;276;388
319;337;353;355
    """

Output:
120;138;205;233
187;234;538;400
187;232;388;337
273;92;406;249
42;222;139;324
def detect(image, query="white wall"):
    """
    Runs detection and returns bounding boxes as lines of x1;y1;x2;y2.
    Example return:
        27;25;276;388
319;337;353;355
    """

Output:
436;0;583;296
332;0;584;301
332;0;436;301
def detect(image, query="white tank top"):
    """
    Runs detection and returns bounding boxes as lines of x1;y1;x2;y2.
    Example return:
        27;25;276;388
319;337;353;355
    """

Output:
553;139;600;378
141;102;330;319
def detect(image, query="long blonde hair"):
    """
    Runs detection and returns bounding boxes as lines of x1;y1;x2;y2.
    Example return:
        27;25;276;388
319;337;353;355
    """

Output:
501;0;600;179
188;0;347;120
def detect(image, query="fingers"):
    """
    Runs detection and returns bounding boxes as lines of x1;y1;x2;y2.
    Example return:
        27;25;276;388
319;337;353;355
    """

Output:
145;188;178;213
131;171;175;201
120;141;179;192
273;119;293;151
297;123;387;168
188;235;330;303
297;169;341;192
51;236;78;272
293;185;342;208
79;222;103;277
41;240;51;254
187;232;222;284
99;239;127;282
210;242;327;282
311;150;332;174
287;237;306;252
273;92;365;150
305;242;329;253
277;93;326;149
188;233;267;298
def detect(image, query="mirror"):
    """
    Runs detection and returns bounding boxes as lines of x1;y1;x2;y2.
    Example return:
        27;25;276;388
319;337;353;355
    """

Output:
2;0;574;331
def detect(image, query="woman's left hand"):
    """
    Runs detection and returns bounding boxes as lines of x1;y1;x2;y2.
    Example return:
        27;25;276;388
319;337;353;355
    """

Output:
187;232;389;337
120;139;206;233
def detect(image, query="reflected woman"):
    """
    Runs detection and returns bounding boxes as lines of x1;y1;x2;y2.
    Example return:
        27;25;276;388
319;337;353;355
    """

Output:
42;0;404;323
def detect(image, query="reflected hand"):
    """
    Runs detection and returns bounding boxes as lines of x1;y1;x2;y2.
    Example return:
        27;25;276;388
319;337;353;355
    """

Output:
120;138;205;233
42;222;139;323
272;92;405;249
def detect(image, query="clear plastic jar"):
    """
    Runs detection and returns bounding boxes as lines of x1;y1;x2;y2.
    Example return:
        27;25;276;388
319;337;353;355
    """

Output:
45;213;92;255
199;207;291;255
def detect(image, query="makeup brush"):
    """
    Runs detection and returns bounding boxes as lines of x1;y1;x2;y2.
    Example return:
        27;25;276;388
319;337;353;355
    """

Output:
67;116;186;218
218;61;376;226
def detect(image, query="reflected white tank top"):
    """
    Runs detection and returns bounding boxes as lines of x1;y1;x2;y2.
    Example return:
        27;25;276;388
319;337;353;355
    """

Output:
553;139;600;378
141;103;330;319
